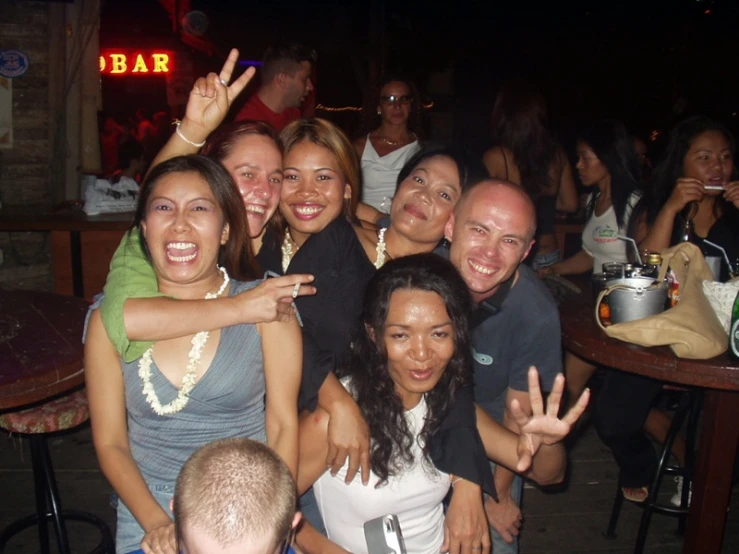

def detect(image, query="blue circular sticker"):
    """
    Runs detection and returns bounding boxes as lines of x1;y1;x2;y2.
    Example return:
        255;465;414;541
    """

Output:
0;50;30;78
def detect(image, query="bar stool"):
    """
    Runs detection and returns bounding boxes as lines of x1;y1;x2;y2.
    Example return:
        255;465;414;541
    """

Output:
0;389;114;554
603;387;702;554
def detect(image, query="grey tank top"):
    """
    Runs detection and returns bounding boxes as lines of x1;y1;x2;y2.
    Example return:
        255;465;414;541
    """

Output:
123;279;267;486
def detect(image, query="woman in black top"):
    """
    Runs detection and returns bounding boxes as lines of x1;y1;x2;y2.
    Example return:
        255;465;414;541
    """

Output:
594;116;739;504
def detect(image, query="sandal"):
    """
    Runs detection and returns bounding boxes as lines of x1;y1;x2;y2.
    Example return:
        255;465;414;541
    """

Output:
622;486;649;503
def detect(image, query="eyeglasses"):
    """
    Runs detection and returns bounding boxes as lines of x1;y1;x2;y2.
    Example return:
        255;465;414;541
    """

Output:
380;95;413;106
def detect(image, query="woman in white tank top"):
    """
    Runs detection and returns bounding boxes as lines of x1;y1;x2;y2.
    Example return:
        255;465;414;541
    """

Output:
354;77;422;218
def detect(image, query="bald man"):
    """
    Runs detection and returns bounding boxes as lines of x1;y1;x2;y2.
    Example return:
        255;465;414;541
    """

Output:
441;180;564;554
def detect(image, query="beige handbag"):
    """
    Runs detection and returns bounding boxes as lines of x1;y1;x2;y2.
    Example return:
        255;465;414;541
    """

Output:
596;242;728;359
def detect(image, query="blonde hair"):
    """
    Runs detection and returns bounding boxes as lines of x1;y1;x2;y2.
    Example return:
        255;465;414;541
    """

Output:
280;118;361;218
174;438;296;549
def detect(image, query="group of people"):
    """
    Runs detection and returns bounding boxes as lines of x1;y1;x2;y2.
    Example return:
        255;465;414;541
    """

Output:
81;39;739;554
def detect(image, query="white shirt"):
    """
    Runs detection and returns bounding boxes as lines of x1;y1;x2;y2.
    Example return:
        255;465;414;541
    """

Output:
360;137;420;213
582;192;641;272
313;393;450;554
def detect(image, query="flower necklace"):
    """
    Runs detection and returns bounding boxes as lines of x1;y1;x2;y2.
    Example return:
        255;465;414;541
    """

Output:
138;266;230;416
375;228;390;269
282;229;297;272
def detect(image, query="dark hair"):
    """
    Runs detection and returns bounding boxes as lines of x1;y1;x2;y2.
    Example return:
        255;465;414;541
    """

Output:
490;79;558;199
631;115;738;237
395;144;487;195
132;155;259;280
261;41;317;83
349;253;473;487
577;119;642;229
118;138;144;170
361;75;424;138
202;120;283;161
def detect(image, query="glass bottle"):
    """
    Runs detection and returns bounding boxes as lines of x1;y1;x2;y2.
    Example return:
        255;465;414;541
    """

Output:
730;290;739;361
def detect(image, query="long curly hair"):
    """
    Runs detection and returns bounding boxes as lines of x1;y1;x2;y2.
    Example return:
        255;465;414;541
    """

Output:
348;253;473;487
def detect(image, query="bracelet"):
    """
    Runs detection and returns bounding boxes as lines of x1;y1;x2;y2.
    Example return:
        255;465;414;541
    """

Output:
450;476;463;487
173;120;206;148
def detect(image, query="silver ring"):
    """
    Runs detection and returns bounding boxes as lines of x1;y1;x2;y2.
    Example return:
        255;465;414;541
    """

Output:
292;283;300;299
220;78;228;86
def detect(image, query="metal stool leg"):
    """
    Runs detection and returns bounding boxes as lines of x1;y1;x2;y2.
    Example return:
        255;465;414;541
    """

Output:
634;391;693;554
30;436;52;554
36;435;72;554
604;483;624;538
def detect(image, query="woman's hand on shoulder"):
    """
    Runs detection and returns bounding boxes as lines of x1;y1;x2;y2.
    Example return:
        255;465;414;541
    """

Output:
238;274;316;323
141;522;177;554
724;180;739;209
665;178;704;215
511;367;590;472
181;48;256;142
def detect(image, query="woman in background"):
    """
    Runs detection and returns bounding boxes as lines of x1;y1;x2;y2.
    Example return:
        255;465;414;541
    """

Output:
483;79;578;269
354;76;423;219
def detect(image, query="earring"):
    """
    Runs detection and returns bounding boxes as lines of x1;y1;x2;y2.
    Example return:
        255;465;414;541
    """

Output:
377;109;381;115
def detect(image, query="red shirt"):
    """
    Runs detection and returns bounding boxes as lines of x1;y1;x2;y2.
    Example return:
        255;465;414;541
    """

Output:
235;94;302;132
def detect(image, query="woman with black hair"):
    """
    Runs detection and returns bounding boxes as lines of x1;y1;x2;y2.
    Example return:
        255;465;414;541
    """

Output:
483;80;578;269
538;119;643;278
593;116;739;505
631;115;739;280
354;76;423;218
295;254;588;554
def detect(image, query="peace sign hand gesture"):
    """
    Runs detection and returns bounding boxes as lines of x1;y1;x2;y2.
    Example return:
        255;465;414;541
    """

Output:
512;367;590;472
179;48;256;144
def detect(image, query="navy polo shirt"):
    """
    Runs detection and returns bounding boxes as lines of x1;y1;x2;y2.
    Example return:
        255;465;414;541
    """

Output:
470;264;562;422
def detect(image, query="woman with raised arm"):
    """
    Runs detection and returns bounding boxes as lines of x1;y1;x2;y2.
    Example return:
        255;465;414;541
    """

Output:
295;254;588;554
354;76;423;220
483;79;578;270
99;48;315;366
85;156;301;554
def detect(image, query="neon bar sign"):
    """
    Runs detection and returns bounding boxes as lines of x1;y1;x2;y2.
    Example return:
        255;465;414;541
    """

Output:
99;52;172;75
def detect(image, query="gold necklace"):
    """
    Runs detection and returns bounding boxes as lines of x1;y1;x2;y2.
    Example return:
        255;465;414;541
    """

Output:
378;132;416;147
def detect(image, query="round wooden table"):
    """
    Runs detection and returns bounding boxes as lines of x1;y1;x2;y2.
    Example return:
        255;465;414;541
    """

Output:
0;289;89;411
561;291;739;554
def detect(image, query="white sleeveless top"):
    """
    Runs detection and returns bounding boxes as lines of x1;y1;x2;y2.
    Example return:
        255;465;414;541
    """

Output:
313;386;450;554
582;191;641;272
360;136;420;213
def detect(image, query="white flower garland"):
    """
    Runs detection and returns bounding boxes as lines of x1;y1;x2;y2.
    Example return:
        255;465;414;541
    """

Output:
138;266;230;416
282;229;295;272
375;228;388;269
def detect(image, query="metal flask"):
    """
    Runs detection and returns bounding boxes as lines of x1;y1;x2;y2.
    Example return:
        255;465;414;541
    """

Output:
604;276;669;324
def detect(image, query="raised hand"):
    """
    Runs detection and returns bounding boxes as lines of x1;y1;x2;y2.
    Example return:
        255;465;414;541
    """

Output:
180;48;256;143
724;180;739;209
511;367;589;472
665;178;705;215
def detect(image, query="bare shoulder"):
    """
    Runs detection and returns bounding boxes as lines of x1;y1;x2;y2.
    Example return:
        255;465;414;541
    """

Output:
353;135;368;158
483;146;511;178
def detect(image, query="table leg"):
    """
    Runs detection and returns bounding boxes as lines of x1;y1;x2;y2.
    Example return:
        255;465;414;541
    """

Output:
684;389;739;553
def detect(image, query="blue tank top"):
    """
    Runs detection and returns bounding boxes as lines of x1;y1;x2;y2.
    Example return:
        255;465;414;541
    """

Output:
122;279;267;486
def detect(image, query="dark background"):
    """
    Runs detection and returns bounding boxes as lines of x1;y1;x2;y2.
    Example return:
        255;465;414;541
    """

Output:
99;0;739;160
